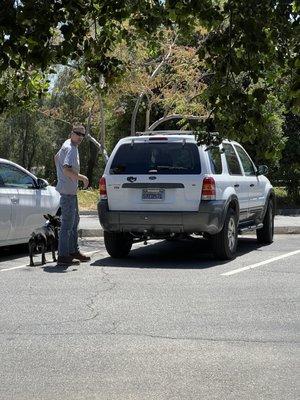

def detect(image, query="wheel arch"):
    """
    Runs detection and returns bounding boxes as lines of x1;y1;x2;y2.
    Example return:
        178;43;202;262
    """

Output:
261;189;276;220
220;195;240;229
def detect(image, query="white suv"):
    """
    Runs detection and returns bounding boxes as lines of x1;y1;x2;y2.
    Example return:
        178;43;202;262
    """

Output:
98;131;275;260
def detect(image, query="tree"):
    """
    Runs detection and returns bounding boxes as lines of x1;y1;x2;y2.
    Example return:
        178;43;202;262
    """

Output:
0;0;167;107
194;0;299;132
278;113;300;202
1;0;299;194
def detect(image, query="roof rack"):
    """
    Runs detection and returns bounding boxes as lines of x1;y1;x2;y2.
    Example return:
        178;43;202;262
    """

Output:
136;130;195;136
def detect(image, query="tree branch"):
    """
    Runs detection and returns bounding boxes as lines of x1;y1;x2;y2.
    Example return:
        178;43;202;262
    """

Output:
130;32;177;135
36;110;71;126
148;114;206;131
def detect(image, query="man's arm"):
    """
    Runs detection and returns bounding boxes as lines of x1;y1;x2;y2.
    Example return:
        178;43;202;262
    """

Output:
54;152;59;165
63;166;89;189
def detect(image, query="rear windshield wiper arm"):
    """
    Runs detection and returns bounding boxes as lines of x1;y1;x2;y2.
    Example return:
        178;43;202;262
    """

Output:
156;165;189;170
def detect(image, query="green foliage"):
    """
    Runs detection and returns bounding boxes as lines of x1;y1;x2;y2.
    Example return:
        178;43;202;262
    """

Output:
0;0;167;106
275;113;300;202
186;0;298;171
0;68;49;112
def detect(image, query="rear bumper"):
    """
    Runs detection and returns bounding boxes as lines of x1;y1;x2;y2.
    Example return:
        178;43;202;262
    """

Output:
98;200;227;235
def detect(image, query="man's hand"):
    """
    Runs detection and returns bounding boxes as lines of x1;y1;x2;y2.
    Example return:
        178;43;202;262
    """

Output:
81;175;89;189
63;168;89;188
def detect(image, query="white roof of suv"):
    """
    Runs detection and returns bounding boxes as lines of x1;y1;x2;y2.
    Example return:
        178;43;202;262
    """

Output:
120;131;240;147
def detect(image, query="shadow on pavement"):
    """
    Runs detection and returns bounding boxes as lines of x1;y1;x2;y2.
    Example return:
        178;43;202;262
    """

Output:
0;244;28;262
43;265;78;273
91;236;266;270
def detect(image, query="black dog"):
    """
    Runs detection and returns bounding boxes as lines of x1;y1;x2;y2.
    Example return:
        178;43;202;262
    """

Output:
29;214;61;266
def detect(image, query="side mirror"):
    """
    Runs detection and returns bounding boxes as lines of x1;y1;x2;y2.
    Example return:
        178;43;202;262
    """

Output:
37;178;49;189
256;165;268;176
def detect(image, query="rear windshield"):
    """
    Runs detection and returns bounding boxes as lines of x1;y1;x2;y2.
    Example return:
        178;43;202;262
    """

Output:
110;142;201;174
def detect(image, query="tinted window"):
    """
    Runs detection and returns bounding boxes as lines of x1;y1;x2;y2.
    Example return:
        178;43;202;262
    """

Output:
110;143;201;174
234;145;256;176
207;147;222;174
0;164;36;189
223;144;242;175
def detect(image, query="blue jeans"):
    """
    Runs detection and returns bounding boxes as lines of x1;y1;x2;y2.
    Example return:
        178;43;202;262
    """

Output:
58;194;80;257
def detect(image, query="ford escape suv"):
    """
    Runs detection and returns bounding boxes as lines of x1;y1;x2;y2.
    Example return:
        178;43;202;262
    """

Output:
98;131;275;260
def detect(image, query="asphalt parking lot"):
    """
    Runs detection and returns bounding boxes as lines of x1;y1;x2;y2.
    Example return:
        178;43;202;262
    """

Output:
0;234;299;400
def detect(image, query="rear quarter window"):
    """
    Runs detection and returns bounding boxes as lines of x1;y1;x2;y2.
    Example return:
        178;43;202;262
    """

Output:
207;147;223;174
110;142;201;174
223;143;242;175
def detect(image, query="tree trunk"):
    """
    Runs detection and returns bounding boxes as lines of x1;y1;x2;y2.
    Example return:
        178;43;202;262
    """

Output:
27;146;35;171
145;106;151;130
85;90;107;186
86;141;98;187
21;112;29;168
98;91;105;146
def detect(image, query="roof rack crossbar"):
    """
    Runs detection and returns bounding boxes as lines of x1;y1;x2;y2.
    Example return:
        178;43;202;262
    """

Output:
136;130;195;136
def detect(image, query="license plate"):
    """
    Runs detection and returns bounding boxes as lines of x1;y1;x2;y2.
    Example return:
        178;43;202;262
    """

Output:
142;188;165;200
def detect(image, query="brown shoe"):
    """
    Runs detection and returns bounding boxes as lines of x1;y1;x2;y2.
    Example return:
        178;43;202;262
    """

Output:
57;256;80;266
70;251;91;262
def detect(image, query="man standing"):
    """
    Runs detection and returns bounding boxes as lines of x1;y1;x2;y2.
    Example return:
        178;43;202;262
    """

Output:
54;124;91;267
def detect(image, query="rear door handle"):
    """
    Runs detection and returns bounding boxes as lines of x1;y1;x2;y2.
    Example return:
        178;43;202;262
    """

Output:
234;184;239;188
250;184;255;187
11;197;19;204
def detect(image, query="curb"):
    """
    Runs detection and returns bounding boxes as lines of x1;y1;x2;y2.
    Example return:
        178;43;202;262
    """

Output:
276;209;300;216
274;227;300;234
79;209;300;216
79;229;103;238
78;226;300;238
80;210;98;215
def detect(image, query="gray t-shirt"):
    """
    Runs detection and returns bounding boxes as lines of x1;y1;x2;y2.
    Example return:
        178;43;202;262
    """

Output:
55;139;80;195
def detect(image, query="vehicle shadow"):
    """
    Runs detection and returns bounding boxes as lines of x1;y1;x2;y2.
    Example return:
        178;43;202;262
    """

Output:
91;236;266;270
0;244;28;262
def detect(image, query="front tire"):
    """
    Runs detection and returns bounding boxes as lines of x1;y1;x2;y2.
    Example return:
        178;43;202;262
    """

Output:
104;231;133;258
211;208;238;260
256;199;274;244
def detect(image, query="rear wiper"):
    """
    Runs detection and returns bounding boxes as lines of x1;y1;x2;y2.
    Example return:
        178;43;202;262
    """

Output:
156;165;189;170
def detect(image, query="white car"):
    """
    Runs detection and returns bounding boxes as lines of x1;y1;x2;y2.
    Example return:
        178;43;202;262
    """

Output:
0;158;60;247
98;131;275;260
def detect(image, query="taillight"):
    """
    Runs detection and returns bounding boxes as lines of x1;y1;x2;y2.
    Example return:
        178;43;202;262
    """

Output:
99;177;107;199
201;177;216;200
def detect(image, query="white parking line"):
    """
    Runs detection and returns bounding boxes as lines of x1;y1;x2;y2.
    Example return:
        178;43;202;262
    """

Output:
0;264;28;272
221;249;300;276
0;250;101;273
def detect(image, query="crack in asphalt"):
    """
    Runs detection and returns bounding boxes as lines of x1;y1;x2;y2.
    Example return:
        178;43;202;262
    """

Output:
0;267;118;333
82;267;117;321
0;330;298;345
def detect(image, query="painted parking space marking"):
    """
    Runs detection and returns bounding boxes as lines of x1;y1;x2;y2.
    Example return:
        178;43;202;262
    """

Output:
221;249;300;276
0;250;102;272
0;264;28;272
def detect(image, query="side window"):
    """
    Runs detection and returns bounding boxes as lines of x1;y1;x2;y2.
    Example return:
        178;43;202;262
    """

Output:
207;147;223;174
0;164;36;189
234;145;256;176
223;144;242;175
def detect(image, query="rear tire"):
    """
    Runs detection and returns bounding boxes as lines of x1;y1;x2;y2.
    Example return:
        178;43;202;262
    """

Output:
104;231;133;258
211;208;238;260
256;199;274;244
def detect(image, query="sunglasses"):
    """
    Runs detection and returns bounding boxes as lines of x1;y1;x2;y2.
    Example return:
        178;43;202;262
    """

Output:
73;130;85;137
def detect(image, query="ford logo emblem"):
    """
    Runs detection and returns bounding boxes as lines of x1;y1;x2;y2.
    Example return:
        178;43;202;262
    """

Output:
127;176;137;182
149;176;156;180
